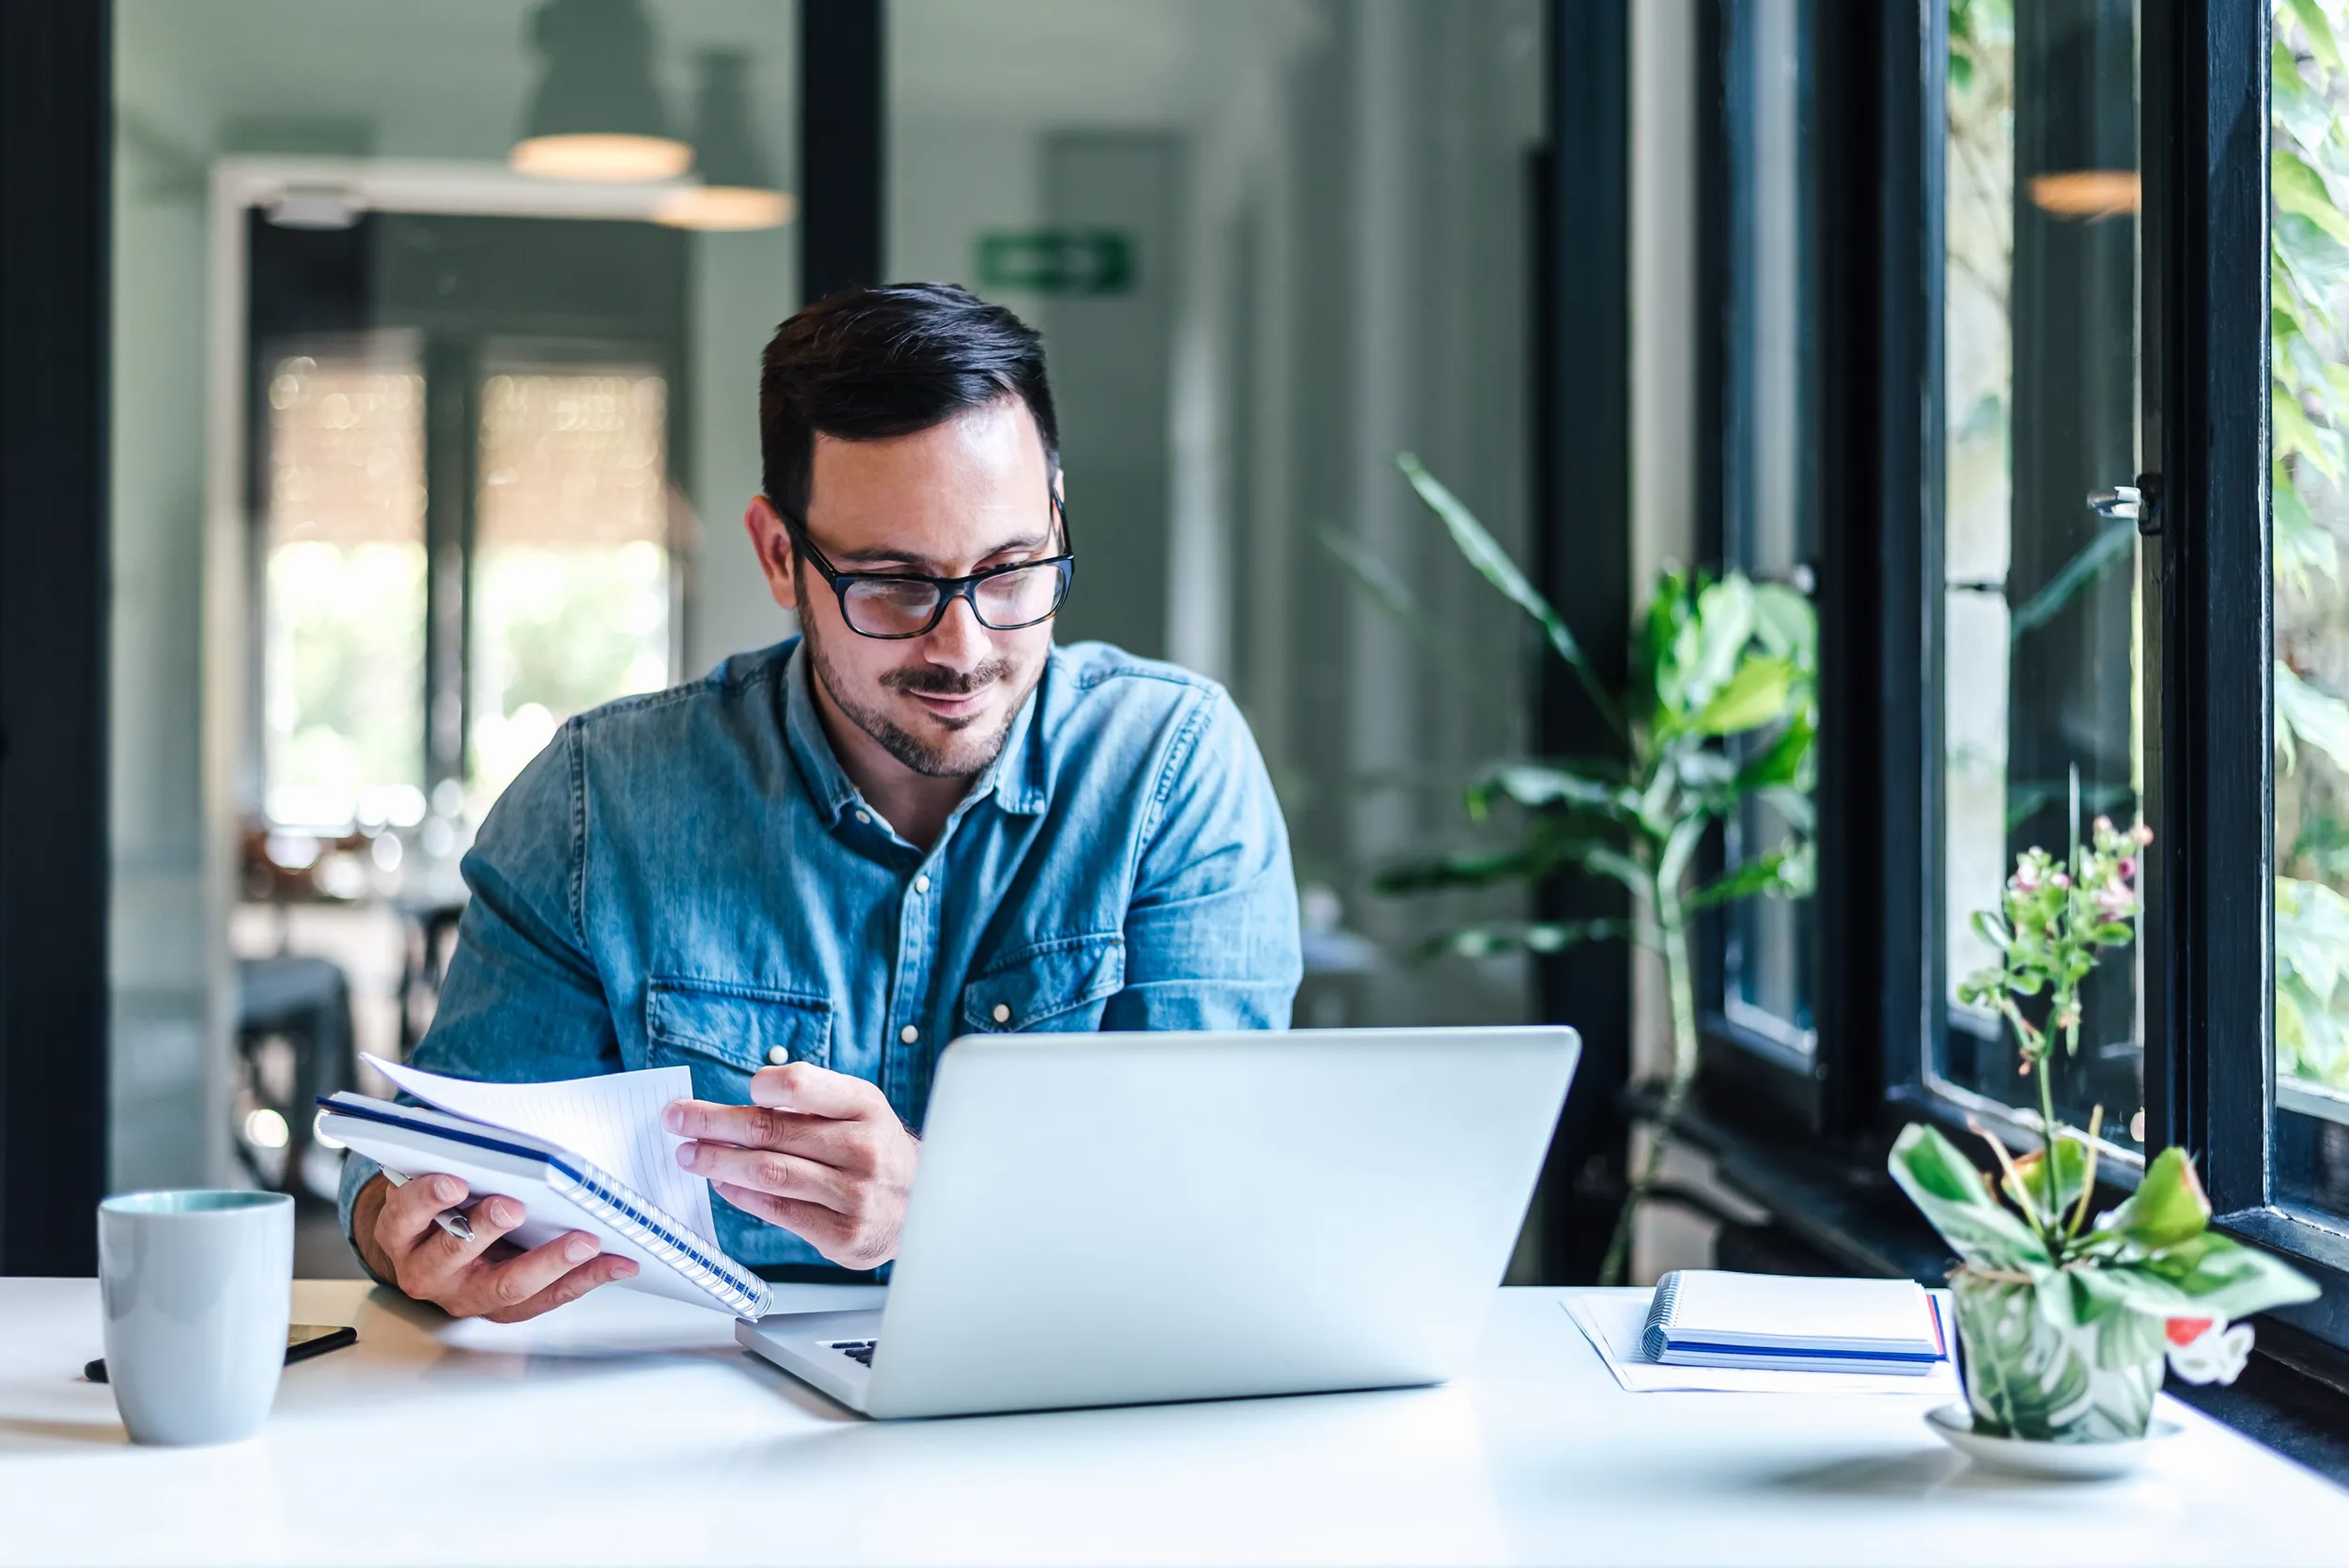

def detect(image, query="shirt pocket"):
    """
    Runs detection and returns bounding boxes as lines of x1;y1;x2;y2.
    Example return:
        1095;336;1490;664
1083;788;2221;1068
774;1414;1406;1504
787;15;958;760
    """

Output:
959;933;1126;1034
644;976;833;1105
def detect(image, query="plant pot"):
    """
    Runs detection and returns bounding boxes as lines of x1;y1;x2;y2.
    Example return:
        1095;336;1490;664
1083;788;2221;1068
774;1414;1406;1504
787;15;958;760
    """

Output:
1950;1267;2165;1443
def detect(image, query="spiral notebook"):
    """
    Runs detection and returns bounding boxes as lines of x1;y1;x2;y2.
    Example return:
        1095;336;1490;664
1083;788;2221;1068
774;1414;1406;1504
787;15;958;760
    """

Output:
319;1080;772;1320
1640;1270;1945;1374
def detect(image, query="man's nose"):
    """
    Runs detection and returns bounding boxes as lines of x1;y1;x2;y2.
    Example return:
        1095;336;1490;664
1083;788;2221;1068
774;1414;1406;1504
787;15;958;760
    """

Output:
922;592;990;667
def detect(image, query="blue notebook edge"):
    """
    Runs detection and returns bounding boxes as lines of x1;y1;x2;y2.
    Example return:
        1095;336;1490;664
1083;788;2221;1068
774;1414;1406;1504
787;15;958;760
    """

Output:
318;1092;773;1320
1640;1269;1950;1370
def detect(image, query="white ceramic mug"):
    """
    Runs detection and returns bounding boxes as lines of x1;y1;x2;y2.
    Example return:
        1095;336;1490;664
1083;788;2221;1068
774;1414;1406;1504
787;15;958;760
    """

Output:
98;1189;293;1446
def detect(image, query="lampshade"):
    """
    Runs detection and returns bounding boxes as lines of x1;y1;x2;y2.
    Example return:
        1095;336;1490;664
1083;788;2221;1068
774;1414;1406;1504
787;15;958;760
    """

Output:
512;0;692;182
655;49;793;230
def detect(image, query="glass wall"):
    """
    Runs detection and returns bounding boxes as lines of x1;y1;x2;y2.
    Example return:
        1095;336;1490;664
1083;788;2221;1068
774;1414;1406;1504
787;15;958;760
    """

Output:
109;2;800;1251
887;0;1548;1030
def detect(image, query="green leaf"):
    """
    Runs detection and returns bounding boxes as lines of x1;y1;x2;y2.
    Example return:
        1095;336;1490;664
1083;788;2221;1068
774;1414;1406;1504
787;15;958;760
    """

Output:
1887;1124;2052;1268
1315;527;1488;696
1688;655;1797;737
1396;453;1626;738
2274;462;2340;599
2277;383;2344;486
1685;844;1811;911
2289;0;2344;73
2126;1231;2323;1320
2102;1147;2211;1250
1419;918;1631;961
1749;582;1818;672
1999;1132;2092;1229
2007;520;2137;643
1470;762;1630;820
2277;661;2349;773
2276;147;2349;246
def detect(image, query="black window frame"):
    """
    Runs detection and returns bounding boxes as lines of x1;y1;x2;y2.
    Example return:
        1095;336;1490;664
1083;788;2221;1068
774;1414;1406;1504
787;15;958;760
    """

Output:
1691;0;2349;1363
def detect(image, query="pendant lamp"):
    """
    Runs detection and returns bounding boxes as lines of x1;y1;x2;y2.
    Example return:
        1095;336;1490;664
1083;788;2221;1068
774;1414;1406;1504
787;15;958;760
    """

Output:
512;0;692;182
657;50;794;230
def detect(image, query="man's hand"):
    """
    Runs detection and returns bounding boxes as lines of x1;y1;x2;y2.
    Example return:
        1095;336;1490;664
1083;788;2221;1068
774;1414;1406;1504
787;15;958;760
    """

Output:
352;1172;638;1322
666;1063;920;1269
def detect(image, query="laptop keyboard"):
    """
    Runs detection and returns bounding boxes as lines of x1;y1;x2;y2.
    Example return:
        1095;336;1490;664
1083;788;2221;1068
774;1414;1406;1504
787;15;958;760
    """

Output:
829;1339;877;1367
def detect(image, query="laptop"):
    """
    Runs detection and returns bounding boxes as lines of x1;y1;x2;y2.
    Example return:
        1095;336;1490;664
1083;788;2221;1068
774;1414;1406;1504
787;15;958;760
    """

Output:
735;1025;1579;1419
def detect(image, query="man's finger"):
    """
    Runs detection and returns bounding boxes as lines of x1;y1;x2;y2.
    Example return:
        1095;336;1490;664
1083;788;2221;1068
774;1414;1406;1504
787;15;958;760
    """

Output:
414;1193;527;1280
712;1181;848;1244
466;1230;605;1315
376;1173;472;1252
482;1253;639;1325
680;1141;850;1207
664;1097;815;1147
747;1061;887;1119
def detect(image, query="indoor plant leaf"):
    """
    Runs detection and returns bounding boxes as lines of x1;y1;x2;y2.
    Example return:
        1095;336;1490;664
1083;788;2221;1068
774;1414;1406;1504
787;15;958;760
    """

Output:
2102;1146;2212;1250
1999;1132;2093;1229
1396;453;1626;738
1887;1124;2052;1268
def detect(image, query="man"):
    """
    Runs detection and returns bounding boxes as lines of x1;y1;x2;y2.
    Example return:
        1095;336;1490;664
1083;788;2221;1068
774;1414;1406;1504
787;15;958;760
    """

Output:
341;284;1301;1321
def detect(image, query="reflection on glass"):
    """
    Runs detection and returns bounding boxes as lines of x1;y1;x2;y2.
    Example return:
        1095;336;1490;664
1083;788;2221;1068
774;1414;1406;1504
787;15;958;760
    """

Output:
2271;1;2349;1213
1721;0;1818;1050
1937;0;2144;1147
470;368;673;806
263;351;428;830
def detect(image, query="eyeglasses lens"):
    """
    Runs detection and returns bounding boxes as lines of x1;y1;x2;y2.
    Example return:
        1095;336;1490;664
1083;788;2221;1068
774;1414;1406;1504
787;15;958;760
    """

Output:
972;564;1065;627
841;564;1065;636
842;579;941;637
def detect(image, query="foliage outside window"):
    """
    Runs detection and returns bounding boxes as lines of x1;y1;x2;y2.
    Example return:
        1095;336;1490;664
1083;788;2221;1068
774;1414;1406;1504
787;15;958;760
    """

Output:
1939;0;2145;1147
2271;2;2349;1216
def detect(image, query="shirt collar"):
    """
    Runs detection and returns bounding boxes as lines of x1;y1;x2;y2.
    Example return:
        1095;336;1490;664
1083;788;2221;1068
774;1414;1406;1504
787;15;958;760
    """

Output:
781;639;1050;827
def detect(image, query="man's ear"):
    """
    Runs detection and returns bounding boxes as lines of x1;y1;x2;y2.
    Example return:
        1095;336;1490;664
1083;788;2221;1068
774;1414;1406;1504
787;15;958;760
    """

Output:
744;495;801;613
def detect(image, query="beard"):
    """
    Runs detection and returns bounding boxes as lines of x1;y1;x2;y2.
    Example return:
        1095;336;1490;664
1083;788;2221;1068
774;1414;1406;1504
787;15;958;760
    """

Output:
804;621;1032;779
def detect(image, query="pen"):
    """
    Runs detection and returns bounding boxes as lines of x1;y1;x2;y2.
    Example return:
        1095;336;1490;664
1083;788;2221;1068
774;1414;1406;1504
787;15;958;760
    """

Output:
382;1168;480;1242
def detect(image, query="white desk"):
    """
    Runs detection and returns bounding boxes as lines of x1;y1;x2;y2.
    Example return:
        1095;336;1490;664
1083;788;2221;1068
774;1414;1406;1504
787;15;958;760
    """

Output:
1;1280;2341;1564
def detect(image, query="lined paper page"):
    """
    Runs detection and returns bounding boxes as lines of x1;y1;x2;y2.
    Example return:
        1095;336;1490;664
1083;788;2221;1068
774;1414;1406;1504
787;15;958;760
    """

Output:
365;1054;717;1244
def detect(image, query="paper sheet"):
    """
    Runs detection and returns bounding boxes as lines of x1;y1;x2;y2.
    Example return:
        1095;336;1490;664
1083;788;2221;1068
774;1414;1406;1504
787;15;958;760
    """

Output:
1563;1291;1962;1395
365;1054;717;1245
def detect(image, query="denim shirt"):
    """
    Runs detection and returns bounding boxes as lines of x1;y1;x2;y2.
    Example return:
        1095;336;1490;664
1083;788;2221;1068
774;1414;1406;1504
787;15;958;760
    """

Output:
339;637;1301;1271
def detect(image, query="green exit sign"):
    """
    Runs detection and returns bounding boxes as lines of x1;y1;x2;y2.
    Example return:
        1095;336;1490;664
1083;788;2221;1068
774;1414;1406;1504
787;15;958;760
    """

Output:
974;230;1136;296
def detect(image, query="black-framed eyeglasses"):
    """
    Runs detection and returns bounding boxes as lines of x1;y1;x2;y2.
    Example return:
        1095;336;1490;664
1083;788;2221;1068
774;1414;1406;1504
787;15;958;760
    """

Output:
782;497;1075;640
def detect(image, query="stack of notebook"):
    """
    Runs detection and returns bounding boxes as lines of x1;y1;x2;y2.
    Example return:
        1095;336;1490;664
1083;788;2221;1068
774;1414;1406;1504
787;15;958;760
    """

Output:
1640;1269;1947;1375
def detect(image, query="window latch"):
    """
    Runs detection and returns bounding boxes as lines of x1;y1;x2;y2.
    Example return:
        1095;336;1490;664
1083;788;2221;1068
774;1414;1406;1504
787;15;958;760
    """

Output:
2087;474;2161;536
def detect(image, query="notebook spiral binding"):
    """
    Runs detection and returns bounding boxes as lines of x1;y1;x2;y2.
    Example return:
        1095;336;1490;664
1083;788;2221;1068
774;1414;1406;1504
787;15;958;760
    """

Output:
1640;1269;1686;1362
554;1161;773;1319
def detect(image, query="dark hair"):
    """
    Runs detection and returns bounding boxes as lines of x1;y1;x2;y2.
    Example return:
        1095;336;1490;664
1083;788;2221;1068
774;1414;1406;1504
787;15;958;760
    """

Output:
758;283;1060;519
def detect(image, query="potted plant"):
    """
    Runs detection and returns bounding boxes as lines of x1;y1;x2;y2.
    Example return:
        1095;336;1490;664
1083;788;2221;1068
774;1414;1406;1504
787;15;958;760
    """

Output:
1890;816;2320;1443
1329;457;1817;1285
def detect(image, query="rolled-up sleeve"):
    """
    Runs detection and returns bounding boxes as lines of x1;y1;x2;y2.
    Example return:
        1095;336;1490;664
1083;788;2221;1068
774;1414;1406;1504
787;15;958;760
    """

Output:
1100;688;1301;1031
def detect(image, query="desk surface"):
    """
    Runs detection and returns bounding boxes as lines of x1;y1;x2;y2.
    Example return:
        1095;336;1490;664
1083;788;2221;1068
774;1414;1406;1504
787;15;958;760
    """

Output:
2;1280;2342;1565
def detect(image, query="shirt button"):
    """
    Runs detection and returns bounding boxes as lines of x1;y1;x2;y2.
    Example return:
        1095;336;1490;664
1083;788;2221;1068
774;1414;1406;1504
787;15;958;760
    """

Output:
992;1002;1011;1024
913;873;931;893
767;1046;791;1066
854;810;870;825
899;1024;919;1044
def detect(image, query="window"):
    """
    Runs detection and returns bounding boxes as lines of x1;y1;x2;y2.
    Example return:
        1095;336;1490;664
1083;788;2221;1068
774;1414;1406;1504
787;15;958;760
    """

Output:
261;345;429;831
1933;0;2145;1152
470;365;674;806
1714;0;1821;1056
2272;0;2349;1217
